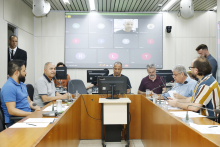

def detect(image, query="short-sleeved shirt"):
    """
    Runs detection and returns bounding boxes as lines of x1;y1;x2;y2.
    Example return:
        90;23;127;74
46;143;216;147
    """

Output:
108;74;132;89
191;74;220;116
162;76;197;99
33;74;56;107
206;54;217;79
1;77;31;123
138;75;165;94
115;30;137;34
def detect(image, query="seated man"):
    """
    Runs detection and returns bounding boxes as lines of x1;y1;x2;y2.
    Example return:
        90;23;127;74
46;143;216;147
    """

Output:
138;63;166;94
34;62;69;107
161;65;197;99
1;60;40;127
108;61;132;94
168;57;220;116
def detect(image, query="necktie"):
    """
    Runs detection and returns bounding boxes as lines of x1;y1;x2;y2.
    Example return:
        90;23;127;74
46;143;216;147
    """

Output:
11;50;14;60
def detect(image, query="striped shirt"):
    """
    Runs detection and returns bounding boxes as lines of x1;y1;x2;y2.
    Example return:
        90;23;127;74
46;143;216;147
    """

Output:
191;74;220;116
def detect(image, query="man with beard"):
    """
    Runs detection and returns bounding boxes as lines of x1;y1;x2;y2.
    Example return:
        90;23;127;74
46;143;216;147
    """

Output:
196;44;217;78
1;60;40;127
33;62;69;107
167;57;220;116
138;64;166;94
161;65;197;99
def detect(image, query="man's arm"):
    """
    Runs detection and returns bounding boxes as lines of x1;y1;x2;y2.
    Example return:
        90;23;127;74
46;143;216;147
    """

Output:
27;96;40;110
40;93;68;102
6;102;32;116
162;87;167;93
138;90;145;94
127;89;131;94
167;98;202;111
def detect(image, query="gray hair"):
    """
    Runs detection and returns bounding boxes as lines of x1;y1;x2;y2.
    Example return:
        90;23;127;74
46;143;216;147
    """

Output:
114;61;122;67
44;62;52;69
173;65;187;76
146;63;156;70
123;19;133;24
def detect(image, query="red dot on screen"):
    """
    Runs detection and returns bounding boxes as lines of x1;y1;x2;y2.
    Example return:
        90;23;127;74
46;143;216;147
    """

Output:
147;39;154;44
72;38;80;44
142;53;151;60
109;53;119;60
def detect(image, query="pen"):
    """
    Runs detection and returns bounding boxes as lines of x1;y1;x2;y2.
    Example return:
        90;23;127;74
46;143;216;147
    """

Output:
26;123;36;126
208;126;218;128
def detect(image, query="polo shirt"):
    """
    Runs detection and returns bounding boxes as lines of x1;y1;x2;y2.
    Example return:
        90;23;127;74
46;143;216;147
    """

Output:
138;75;165;94
1;77;31;123
108;74;132;89
191;74;220;116
206;54;217;79
33;74;56;107
162;76;197;100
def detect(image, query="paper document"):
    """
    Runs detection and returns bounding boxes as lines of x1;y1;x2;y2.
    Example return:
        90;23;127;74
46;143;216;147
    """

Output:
168;90;176;98
170;111;205;118
190;123;220;134
24;118;57;123
43;105;69;111
10;122;50;128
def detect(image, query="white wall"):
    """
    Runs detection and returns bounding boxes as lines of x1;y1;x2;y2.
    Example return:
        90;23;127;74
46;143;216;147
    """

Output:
0;0;34;87
34;11;217;94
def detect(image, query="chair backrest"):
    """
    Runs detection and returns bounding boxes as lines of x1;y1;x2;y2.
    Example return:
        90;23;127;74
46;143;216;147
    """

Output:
0;88;6;131
67;79;87;94
26;84;34;101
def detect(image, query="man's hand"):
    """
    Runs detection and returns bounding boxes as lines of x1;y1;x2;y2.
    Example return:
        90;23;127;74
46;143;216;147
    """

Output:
173;93;184;99
167;97;177;107
34;106;41;111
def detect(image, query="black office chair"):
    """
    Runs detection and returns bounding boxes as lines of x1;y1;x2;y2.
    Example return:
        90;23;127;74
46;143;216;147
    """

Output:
0;88;6;132
26;84;34;101
67;79;87;94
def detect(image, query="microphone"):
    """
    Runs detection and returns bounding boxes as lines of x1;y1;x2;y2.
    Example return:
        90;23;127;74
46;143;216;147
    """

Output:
42;101;57;116
32;102;37;107
182;105;220;124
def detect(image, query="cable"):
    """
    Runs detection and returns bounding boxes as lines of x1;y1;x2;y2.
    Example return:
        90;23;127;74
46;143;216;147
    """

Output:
177;10;181;17
129;112;131;125
81;95;101;120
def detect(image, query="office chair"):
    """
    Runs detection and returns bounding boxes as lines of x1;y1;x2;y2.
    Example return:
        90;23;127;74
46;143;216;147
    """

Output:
26;84;34;101
0;88;6;131
67;79;87;94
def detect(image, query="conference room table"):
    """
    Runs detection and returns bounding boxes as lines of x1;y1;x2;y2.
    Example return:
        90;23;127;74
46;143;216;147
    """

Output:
0;94;220;147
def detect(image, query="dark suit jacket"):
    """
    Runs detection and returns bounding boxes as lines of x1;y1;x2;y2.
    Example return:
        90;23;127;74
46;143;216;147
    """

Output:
8;47;27;67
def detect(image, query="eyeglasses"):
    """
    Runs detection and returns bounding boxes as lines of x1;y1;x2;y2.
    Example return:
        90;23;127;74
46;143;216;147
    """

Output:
172;73;180;77
189;67;195;70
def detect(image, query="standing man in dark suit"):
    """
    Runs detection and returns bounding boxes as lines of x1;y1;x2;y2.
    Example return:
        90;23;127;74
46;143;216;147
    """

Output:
8;35;27;67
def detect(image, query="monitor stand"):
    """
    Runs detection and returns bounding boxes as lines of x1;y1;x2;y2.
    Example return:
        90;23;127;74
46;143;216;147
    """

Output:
106;84;119;99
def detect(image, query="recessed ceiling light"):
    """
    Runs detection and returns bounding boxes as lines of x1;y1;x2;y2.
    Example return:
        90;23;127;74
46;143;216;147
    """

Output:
89;0;96;11
162;0;177;10
63;0;70;4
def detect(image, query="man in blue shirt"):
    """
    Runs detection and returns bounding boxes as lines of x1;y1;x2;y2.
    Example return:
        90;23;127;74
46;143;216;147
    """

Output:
1;60;40;127
196;44;217;79
162;65;197;99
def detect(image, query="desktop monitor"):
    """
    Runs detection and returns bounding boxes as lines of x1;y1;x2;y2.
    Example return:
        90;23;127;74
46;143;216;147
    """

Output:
156;70;174;83
87;70;109;84
98;76;127;99
56;67;67;79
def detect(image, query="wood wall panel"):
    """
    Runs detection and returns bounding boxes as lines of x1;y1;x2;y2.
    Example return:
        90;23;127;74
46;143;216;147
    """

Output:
36;98;81;147
80;94;141;139
141;95;219;147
